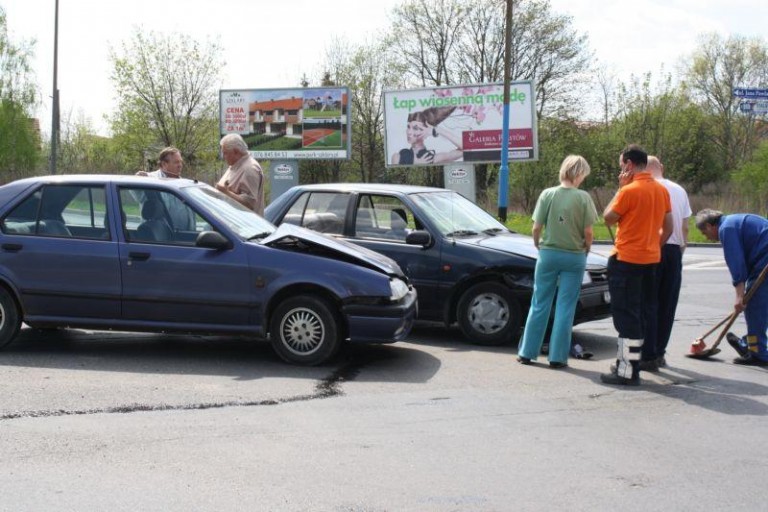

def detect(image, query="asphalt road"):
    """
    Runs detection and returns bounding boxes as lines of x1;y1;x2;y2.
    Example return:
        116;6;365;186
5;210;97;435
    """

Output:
1;246;766;512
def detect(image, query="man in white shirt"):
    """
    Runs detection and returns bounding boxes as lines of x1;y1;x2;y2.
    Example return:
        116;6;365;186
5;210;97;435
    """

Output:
641;156;692;370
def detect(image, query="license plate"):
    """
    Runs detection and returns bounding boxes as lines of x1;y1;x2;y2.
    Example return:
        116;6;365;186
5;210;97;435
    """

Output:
603;291;611;303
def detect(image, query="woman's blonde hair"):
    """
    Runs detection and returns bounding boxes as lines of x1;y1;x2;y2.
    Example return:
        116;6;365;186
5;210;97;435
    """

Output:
559;155;590;182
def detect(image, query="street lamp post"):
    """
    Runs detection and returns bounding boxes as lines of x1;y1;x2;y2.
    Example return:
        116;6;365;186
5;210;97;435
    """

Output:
497;0;514;222
50;0;60;174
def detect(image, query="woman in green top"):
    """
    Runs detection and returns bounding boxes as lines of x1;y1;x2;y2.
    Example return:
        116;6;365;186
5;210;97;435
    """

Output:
517;155;598;368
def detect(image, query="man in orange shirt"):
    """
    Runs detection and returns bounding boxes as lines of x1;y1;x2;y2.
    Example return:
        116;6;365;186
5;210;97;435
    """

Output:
600;145;673;386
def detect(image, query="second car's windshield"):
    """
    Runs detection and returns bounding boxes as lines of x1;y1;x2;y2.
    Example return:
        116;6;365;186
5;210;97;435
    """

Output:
410;191;508;237
186;185;275;239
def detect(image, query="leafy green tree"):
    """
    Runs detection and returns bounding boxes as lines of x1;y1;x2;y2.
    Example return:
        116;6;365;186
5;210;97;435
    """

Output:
685;33;768;174
593;70;718;192
733;141;768;215
0;6;41;179
109;29;224;176
57;110;130;173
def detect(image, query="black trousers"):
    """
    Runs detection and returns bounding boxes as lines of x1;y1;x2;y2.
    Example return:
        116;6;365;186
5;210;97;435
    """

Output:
608;256;658;341
643;244;683;360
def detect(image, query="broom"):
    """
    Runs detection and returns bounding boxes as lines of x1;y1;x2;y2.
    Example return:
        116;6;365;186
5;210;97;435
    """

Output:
687;262;768;359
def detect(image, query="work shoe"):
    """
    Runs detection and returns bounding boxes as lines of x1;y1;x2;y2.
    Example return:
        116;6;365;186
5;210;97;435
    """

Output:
726;332;749;357
732;354;768;366
639;359;660;372
517;356;532;365
600;372;640;386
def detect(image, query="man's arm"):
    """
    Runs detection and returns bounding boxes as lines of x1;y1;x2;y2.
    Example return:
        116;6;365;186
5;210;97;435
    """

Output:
681;215;690;252
603;207;620;227
660;212;673;245
734;281;746;313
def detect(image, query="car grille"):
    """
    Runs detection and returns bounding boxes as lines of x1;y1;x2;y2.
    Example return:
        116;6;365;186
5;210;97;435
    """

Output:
587;268;608;283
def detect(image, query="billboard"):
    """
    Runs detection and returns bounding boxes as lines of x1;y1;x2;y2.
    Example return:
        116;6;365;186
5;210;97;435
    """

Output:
383;82;538;167
220;87;351;160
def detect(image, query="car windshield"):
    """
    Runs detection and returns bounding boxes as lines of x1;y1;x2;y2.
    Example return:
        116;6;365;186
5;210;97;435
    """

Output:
185;185;275;240
410;191;509;237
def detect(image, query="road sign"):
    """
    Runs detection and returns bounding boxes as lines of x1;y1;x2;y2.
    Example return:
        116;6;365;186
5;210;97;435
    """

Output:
739;100;768;114
733;87;768;99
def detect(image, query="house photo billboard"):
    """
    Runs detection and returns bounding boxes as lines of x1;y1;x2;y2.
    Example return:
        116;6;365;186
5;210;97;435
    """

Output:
220;87;351;160
383;81;538;167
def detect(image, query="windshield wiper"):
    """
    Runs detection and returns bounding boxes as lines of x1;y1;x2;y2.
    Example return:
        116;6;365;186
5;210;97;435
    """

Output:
482;228;505;235
247;231;272;241
445;229;479;237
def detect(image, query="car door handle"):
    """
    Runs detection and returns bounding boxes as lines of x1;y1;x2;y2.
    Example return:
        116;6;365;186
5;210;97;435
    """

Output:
128;251;151;261
1;243;22;252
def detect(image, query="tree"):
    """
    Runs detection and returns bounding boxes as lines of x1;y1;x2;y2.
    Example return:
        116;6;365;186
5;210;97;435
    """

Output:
610;71;721;191
0;6;41;179
389;0;591;117
685;33;768;174
57;109;129;174
387;0;591;198
109;29;224;176
733;141;768;215
316;37;408;184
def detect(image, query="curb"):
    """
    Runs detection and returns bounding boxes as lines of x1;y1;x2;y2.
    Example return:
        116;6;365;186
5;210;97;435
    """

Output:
592;240;720;248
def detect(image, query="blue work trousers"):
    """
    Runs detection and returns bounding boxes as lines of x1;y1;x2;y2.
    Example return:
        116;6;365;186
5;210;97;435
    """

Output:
742;276;768;362
643;244;683;360
518;248;586;364
607;256;658;341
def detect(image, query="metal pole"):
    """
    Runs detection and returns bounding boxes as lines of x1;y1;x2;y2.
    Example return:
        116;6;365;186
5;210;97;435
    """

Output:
50;0;59;174
497;0;513;222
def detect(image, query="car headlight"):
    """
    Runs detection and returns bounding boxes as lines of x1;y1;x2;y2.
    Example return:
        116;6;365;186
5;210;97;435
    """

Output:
582;271;592;285
390;278;409;301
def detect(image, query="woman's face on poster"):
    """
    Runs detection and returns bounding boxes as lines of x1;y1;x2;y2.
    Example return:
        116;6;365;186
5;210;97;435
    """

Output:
406;119;428;145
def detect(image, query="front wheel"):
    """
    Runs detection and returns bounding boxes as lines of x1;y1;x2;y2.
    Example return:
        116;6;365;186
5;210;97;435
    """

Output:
269;295;342;365
457;282;521;346
0;287;21;349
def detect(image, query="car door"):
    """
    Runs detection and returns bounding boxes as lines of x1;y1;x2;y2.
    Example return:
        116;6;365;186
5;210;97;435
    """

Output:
0;183;121;320
116;185;252;327
348;194;445;318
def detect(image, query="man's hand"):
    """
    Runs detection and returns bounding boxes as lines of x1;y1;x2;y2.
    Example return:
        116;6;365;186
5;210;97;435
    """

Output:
734;282;746;313
618;169;634;187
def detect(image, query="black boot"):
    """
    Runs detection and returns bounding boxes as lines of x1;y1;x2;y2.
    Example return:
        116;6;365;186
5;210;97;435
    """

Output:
601;360;640;386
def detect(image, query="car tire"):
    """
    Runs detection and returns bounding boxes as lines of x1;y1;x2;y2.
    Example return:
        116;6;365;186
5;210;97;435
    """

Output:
269;295;342;365
457;282;521;346
0;287;21;349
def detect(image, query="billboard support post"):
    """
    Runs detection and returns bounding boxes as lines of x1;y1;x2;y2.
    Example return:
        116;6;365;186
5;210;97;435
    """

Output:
497;0;514;222
443;164;476;202
269;160;299;203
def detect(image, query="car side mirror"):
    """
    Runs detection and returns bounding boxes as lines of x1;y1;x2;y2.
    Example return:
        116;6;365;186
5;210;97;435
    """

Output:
195;231;232;250
406;230;432;247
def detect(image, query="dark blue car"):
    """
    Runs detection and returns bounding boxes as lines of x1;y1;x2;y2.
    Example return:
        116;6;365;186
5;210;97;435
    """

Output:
0;175;417;365
265;183;611;346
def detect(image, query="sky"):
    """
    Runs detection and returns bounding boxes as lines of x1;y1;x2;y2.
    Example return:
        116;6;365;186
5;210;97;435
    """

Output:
3;0;767;137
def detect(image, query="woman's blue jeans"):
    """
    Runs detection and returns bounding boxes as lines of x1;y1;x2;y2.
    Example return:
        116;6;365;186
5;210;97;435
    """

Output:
518;248;586;363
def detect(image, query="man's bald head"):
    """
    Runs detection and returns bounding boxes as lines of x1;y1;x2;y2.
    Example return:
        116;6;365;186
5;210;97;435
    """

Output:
647;155;663;178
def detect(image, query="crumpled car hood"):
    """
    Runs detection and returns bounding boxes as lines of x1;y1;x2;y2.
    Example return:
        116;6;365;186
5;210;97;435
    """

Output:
262;223;405;277
458;232;609;268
